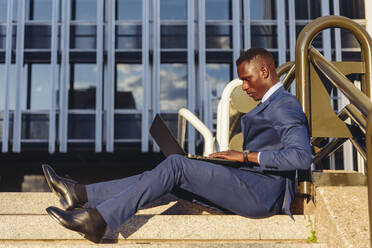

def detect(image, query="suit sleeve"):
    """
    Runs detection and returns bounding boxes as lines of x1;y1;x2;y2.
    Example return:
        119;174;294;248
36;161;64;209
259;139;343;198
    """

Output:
258;97;312;171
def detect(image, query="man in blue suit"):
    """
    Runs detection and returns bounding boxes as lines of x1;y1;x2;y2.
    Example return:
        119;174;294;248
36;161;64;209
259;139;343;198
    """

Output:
43;48;312;243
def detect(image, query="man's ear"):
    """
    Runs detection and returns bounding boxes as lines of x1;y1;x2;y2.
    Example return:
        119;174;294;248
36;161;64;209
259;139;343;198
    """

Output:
261;66;269;79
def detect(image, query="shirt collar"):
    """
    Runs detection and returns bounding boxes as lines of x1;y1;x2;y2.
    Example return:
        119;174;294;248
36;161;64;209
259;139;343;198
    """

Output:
261;81;283;103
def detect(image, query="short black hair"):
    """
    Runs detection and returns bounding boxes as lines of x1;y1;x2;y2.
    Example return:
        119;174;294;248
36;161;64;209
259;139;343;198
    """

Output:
236;48;274;66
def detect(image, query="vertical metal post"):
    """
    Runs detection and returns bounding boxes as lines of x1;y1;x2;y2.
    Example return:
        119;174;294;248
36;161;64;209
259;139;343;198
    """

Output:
243;0;251;50
106;0;115;152
59;0;70;152
13;0;26;152
277;0;286;66
141;0;150;152
187;0;196;154
2;0;14;152
152;0;160;152
49;0;59;153
365;109;372;248
95;0;104;152
232;0;240;78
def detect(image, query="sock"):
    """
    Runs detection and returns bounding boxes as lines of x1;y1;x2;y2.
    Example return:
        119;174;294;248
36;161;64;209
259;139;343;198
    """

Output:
74;184;88;203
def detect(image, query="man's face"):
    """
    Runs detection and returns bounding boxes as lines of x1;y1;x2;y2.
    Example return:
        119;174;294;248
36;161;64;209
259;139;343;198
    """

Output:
237;60;269;101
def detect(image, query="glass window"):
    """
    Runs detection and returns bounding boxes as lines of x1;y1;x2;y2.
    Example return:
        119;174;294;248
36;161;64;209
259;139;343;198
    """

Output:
0;25;5;49
28;64;51;110
69;64;96;109
114;114;141;139
117;0;142;20
161;25;187;49
116;25;142;49
251;25;278;48
116;64;143;109
160;64;187;111
341;29;360;49
206;25;231;49
250;0;276;20
25;25;51;49
0;0;7;21
68;114;95;139
339;0;365;19
21;113;49;139
206;64;231;112
206;0;231;20
71;0;96;21
0;64;27;111
296;25;322;48
26;0;52;20
295;0;321;19
160;0;187;20
70;25;96;49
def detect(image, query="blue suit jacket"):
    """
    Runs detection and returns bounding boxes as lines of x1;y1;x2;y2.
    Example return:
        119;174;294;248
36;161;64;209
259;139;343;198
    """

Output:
239;86;312;216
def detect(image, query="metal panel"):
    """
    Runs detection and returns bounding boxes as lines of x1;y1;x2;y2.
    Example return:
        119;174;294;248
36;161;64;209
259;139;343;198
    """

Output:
2;0;14;152
141;0;150;152
232;0;240;78
13;0;26;152
106;0;115;152
152;0;160;152
243;0;251;50
277;0;286;66
187;0;196;154
95;0;104;152
48;0;59;153
59;0;71;152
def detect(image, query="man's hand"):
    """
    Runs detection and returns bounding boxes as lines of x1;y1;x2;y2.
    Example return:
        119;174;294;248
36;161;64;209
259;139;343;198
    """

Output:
208;150;244;162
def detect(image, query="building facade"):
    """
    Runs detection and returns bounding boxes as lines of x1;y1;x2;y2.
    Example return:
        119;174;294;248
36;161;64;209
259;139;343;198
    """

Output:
0;0;369;169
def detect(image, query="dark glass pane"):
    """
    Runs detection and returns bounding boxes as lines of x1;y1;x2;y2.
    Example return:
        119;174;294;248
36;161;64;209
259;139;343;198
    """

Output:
296;25;322;48
341;29;360;49
29;64;51;110
161;25;187;49
342;52;361;62
0;25;5;49
21;114;48;139
0;0;6;21
70;25;96;49
117;0;142;20
160;0;186;20
309;0;321;19
295;0;321;19
340;0;365;19
25;25;51;49
116;64;142;109
206;63;230;112
160;64;187;111
26;0;52;20
116;25;142;49
206;0;231;20
68;114;95;139
206;25;231;49
251;25;277;48
250;0;276;20
69;64;96;109
71;0;96;20
114;114;141;139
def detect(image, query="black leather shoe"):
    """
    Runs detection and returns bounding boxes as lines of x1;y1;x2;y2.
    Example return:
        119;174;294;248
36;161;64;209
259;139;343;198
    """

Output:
46;206;106;244
42;164;80;210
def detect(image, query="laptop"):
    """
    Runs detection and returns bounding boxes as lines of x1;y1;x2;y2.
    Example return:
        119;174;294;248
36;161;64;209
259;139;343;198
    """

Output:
149;114;245;168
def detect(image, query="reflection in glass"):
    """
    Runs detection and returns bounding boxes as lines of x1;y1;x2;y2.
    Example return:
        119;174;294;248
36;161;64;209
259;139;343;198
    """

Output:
206;0;231;20
29;64;51;110
296;25;322;48
295;0;321;19
341;29;360;49
26;0;52;20
250;0;276;20
71;0;96;21
206;64;230;112
116;64;143;109
25;25;51;49
117;0;142;20
116;25;142;49
0;26;5;49
160;64;187;111
0;64;27;110
339;0;365;19
0;0;6;21
160;0;187;20
69;64;96;109
206;25;231;49
114;114;141;139
68;114;95;139
70;25;96;49
21;114;49;139
161;25;187;49
251;26;277;48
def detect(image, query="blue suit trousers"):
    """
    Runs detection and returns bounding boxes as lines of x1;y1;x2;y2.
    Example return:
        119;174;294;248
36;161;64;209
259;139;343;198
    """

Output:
86;154;283;231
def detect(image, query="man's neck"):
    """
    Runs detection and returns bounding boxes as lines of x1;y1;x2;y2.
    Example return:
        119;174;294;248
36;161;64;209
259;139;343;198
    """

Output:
261;81;282;103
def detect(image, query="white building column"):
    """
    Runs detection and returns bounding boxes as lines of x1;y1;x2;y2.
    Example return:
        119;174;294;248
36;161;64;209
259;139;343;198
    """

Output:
366;0;372;38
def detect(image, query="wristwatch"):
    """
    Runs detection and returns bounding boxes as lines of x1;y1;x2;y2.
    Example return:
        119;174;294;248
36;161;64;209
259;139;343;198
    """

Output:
243;150;250;164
